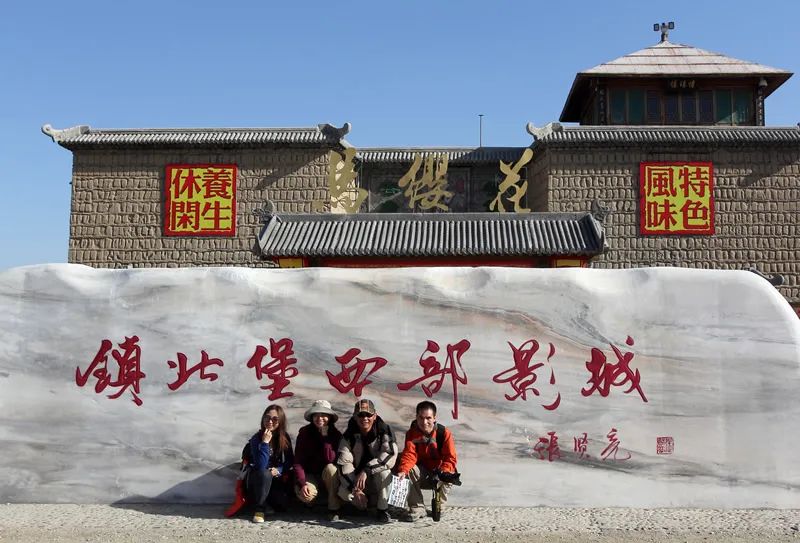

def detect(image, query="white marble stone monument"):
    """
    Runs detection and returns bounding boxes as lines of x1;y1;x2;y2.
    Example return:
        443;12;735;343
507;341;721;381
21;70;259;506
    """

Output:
0;264;798;507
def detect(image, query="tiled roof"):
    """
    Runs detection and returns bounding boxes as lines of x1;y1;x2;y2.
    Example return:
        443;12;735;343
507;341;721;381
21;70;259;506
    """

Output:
581;40;790;79
357;147;526;164
41;123;351;149
533;125;800;146
257;213;604;258
560;40;792;122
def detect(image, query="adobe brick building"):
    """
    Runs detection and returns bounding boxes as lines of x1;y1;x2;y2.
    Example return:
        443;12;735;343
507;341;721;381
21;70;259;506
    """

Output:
42;123;351;268
44;31;799;308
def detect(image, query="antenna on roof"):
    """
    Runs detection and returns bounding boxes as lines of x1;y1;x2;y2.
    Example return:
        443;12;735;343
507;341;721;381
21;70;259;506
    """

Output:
478;114;484;148
653;21;675;42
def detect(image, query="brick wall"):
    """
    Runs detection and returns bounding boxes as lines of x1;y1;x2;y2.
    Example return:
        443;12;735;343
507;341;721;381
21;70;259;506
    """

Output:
69;146;330;267
539;144;800;302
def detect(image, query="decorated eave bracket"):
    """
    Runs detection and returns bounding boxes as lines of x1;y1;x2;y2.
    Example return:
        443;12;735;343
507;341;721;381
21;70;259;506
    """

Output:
41;123;90;143
526;121;563;142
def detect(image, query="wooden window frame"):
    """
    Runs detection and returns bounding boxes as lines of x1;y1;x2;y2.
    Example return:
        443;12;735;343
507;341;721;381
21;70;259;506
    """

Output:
606;86;755;126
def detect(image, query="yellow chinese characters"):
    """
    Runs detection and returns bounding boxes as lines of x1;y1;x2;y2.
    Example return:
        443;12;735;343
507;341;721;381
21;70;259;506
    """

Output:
398;153;453;212
328;148;367;214
490;148;533;213
165;164;236;236
639;162;714;235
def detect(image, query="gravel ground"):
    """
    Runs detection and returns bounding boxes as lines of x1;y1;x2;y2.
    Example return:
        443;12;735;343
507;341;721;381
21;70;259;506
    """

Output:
0;505;799;542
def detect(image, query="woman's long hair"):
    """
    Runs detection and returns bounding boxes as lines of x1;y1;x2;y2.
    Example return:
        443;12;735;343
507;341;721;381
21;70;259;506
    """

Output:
260;404;290;455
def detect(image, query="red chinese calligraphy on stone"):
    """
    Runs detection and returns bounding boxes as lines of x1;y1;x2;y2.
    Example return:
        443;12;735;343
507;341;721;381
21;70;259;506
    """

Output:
397;339;470;419
581;336;648;402
533;431;561;462
600;427;631;462
325;347;388;397
492;339;561;410
75;336;146;406
656;436;674;455
573;432;590;459
166;350;224;391
246;338;299;400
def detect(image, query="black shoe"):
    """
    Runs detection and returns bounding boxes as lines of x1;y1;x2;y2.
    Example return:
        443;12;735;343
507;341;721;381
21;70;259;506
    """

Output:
376;509;391;523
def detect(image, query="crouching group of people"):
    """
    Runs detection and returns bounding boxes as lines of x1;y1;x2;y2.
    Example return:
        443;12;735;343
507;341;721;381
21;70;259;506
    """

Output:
234;397;458;524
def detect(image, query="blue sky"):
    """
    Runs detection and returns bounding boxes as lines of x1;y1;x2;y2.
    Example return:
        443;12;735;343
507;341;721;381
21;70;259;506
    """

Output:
1;0;797;270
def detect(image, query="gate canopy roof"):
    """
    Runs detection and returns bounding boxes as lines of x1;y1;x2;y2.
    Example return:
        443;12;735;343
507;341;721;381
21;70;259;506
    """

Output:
257;212;605;259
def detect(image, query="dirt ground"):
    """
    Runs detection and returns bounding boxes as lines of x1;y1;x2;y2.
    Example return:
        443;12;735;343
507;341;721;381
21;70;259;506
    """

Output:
0;505;798;543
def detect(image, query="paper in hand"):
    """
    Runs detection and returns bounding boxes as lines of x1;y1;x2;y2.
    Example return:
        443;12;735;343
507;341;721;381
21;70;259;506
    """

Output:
387;474;410;508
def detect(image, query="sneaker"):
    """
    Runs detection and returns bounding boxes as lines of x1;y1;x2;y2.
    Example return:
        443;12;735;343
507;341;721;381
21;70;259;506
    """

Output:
252;512;265;523
376;509;391;523
327;511;340;522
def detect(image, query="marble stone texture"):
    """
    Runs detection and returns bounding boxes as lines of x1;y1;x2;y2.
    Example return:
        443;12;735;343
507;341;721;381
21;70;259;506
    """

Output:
0;264;798;507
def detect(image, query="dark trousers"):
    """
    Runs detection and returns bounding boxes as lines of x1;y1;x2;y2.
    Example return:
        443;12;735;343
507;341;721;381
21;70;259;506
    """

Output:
246;468;289;512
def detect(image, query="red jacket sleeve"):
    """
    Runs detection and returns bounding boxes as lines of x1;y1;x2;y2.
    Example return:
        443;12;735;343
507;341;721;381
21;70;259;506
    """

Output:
396;429;418;475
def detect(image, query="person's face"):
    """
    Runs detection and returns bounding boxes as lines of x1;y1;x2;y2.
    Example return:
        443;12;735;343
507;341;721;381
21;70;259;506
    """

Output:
312;413;329;429
356;411;375;433
265;409;280;432
416;408;436;435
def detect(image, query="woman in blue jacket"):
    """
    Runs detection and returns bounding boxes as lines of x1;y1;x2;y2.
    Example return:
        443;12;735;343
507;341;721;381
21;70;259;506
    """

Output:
246;404;294;523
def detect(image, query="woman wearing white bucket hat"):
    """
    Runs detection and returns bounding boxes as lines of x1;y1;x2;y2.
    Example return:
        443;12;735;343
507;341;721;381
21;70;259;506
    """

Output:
293;399;343;520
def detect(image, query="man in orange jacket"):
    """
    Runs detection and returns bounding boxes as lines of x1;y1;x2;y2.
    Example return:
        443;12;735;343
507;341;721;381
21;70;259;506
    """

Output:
395;400;458;522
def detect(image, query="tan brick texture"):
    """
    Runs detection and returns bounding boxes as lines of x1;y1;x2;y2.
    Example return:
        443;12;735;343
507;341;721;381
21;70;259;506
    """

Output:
538;144;800;303
68;147;331;268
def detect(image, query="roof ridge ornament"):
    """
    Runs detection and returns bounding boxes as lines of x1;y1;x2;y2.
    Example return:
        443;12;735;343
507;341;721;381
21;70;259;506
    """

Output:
318;122;352;145
653;21;675;43
591;199;612;223
526;122;563;141
41;124;89;143
253;200;277;225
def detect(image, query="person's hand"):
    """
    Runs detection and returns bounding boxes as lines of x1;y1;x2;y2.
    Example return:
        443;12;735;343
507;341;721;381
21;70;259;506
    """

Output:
396;471;407;480
352;489;367;509
301;483;312;500
354;471;367;492
270;467;279;477
262;429;272;444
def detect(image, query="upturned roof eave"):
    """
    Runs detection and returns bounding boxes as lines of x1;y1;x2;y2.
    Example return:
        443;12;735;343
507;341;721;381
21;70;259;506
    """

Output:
41;123;354;150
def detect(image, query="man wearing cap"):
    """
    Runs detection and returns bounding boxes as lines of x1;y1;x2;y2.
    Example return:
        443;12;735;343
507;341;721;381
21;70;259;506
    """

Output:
395;400;458;522
293;399;343;521
336;399;398;523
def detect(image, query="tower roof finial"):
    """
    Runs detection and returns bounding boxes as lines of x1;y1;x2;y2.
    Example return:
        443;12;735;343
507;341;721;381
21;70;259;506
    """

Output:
653;21;675;42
